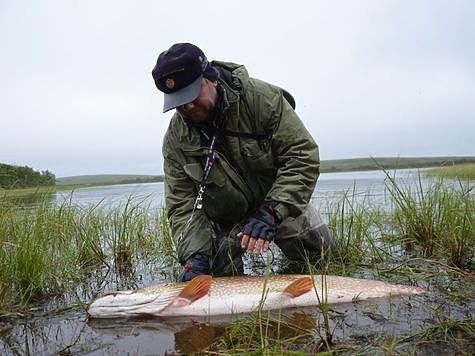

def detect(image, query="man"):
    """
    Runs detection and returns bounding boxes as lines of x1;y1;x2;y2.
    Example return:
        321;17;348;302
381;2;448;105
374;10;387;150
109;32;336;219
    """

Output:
152;43;335;282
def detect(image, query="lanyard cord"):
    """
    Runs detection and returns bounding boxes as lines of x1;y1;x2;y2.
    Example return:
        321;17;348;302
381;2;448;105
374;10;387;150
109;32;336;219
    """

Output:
179;90;226;241
179;129;219;241
195;133;217;209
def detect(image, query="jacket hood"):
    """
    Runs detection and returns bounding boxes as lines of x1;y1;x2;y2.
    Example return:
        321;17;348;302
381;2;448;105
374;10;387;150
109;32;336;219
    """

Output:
211;61;250;91
211;60;296;110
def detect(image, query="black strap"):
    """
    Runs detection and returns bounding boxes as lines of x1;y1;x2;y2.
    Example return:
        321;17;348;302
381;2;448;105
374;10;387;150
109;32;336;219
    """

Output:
189;122;268;142
222;130;267;140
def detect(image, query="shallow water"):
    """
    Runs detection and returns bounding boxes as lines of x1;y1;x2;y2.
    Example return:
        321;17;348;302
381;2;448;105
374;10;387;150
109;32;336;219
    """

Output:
1;170;474;354
2;284;473;355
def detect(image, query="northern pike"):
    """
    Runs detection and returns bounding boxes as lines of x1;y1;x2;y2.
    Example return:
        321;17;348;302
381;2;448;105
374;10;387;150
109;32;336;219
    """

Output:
87;274;425;319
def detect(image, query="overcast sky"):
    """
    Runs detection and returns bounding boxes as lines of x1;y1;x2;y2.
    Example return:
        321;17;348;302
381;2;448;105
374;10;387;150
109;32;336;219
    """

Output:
1;0;474;177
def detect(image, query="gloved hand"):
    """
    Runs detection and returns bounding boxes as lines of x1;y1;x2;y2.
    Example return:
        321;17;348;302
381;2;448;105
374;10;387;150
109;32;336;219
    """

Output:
239;202;281;255
242;201;280;241
178;254;210;282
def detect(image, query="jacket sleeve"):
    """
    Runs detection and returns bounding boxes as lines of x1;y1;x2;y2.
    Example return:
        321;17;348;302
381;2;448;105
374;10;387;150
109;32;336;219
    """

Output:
247;80;320;220
162;126;214;265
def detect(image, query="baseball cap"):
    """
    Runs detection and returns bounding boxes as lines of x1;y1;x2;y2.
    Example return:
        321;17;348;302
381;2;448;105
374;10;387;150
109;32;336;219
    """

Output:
152;43;209;113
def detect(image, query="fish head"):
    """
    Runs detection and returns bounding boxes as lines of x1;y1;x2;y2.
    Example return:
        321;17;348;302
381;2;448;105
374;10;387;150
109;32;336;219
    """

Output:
87;290;162;318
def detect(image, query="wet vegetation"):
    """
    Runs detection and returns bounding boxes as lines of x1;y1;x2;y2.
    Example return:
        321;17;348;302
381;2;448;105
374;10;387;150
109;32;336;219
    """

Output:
0;197;166;309
0;171;474;354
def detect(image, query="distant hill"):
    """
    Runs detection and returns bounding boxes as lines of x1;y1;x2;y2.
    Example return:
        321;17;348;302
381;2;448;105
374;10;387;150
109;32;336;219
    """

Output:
56;174;164;186
55;156;475;186
319;156;475;173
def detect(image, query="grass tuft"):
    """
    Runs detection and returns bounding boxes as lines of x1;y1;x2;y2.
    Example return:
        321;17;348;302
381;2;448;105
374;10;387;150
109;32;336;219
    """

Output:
0;195;172;309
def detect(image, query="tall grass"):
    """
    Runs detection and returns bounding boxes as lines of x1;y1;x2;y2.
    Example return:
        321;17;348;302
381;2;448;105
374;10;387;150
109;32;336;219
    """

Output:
321;171;475;274
385;171;474;267
0;196;170;309
324;184;388;276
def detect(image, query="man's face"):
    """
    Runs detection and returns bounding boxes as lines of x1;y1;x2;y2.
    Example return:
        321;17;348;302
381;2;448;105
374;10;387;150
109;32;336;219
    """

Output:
176;79;218;123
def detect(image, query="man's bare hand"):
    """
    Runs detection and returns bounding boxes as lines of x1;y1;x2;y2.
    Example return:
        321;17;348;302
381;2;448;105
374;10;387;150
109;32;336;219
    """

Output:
237;232;270;255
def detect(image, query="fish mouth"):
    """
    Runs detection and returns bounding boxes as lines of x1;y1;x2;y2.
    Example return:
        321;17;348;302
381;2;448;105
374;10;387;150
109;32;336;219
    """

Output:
87;291;160;318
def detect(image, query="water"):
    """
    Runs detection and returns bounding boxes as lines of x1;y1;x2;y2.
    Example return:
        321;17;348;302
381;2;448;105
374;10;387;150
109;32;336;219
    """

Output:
52;169;423;210
54;181;165;209
1;169;473;355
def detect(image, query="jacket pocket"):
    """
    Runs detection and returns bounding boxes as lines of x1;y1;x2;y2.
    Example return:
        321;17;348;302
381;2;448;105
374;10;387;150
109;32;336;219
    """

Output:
241;139;275;172
183;156;250;226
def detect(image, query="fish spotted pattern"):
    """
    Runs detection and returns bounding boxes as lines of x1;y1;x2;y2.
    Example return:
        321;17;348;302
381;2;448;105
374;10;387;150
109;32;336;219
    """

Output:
87;274;425;319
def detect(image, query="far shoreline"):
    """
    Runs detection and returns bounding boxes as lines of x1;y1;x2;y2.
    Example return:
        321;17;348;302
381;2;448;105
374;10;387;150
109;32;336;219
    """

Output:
1;156;474;196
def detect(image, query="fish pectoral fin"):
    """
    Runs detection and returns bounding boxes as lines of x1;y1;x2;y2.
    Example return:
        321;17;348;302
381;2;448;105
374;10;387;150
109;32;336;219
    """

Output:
171;275;212;307
283;277;313;298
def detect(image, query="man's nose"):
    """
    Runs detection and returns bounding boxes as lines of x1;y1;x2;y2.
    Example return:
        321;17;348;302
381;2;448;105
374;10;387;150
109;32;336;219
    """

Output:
182;101;195;111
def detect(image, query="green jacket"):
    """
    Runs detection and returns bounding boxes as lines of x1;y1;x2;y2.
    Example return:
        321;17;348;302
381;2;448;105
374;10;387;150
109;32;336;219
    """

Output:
162;61;320;264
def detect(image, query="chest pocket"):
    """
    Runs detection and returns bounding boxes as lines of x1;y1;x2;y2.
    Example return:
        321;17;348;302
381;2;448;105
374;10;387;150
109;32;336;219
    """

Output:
183;150;251;226
241;138;275;172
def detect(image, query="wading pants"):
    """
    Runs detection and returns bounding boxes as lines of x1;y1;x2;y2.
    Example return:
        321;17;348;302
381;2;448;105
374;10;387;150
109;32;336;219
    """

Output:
211;204;336;276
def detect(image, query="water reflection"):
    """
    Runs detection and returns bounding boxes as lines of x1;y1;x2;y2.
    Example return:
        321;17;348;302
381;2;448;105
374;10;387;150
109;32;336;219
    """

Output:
86;309;319;354
4;293;466;355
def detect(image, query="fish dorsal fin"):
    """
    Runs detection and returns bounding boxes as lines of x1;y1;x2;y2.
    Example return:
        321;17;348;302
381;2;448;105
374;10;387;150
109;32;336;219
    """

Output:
172;275;212;307
283;277;313;298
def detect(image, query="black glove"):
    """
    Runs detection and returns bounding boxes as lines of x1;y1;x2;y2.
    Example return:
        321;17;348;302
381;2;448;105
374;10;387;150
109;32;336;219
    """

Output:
178;254;210;282
242;202;280;242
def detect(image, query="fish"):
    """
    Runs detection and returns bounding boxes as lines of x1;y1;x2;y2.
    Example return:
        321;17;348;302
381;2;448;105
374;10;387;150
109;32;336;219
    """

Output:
87;274;425;319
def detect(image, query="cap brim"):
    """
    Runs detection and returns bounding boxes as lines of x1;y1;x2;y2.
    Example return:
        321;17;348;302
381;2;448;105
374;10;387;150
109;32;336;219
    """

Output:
162;75;203;113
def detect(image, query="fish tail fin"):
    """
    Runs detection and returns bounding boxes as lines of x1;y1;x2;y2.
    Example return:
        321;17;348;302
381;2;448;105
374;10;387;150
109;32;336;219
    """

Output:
283;276;313;298
172;275;212;307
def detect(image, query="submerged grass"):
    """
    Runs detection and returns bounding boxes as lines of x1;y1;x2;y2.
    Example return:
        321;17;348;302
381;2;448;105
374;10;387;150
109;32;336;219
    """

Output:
375;319;475;355
207;310;318;355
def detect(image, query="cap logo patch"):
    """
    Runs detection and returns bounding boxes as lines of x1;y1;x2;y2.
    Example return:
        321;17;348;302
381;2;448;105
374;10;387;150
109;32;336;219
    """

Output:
166;78;175;89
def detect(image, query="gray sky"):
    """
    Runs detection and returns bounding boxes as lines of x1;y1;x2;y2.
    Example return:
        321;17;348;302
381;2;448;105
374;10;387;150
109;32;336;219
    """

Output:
1;0;474;177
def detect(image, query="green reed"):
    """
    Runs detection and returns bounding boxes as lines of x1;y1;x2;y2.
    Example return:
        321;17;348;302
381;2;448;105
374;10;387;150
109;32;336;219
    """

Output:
319;170;475;275
1;199;74;307
325;184;387;275
104;197;152;273
0;196;167;309
384;171;474;268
